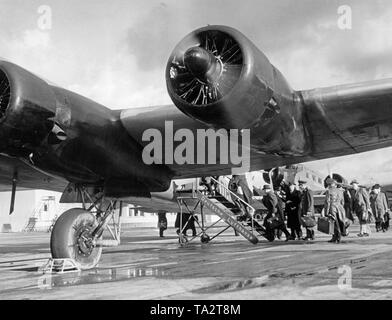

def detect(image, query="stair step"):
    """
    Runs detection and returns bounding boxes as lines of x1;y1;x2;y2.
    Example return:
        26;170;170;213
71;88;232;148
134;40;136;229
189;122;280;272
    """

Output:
197;191;258;244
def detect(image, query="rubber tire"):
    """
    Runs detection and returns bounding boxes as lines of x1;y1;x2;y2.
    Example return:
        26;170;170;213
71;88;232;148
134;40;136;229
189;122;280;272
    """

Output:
254;213;263;221
50;208;102;270
200;234;210;244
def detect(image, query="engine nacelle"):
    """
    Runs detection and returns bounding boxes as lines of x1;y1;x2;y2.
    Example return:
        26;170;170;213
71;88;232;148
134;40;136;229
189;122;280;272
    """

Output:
0;61;57;157
166;25;293;130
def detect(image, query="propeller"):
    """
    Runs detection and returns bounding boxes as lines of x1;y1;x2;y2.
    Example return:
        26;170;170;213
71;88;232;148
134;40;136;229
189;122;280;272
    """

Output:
167;29;244;106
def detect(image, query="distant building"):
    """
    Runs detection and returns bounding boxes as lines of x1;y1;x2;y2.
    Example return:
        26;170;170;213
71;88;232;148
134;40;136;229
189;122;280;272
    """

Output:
0;190;63;232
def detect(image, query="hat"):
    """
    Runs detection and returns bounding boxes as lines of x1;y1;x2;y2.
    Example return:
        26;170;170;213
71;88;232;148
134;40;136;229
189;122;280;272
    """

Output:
298;180;307;185
326;178;337;185
350;179;359;185
373;184;381;189
262;184;272;190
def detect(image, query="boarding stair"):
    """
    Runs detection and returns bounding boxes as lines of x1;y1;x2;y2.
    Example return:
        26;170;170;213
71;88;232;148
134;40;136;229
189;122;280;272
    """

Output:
176;177;272;245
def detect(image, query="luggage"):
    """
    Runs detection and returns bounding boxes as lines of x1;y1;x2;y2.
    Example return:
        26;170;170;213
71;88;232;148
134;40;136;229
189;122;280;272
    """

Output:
266;217;284;229
300;216;316;228
317;217;334;234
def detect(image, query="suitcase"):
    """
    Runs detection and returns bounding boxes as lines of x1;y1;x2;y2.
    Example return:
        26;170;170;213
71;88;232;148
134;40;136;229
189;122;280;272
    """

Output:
300;216;316;228
317;217;334;234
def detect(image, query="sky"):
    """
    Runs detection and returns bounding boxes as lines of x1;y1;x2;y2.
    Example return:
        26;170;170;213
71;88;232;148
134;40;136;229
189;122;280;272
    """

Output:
1;0;392;183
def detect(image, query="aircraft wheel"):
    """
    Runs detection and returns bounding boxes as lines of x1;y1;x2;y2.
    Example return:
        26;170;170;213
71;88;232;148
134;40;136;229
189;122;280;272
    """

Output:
50;208;102;270
200;234;210;243
254;213;263;221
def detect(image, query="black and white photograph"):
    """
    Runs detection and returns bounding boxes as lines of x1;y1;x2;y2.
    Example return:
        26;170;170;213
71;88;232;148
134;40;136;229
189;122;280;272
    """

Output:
1;0;392;306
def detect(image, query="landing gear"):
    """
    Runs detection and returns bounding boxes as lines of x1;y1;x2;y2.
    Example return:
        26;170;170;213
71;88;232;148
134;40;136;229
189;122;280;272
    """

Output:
49;186;123;270
50;208;102;270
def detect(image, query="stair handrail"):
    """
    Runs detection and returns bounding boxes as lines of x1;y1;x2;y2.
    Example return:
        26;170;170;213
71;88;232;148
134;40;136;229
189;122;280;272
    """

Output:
211;176;256;233
210;177;255;214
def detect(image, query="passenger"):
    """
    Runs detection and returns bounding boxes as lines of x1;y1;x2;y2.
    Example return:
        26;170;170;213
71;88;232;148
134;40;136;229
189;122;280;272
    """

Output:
175;212;197;237
261;184;291;242
275;184;286;240
323;179;347;243
385;207;391;231
350;180;371;237
370;184;389;232
285;183;302;240
298;180;316;241
343;186;355;223
228;174;253;221
200;176;219;196
157;211;168;238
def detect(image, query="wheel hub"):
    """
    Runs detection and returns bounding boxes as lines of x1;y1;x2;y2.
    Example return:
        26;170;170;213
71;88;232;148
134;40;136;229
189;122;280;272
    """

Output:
77;227;94;256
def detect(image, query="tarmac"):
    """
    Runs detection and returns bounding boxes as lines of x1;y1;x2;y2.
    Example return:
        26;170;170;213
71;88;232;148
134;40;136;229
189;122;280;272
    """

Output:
1;223;392;300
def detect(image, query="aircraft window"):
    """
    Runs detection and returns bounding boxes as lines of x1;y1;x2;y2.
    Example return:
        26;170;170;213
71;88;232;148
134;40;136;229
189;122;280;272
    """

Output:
312;175;316;181
306;173;310;178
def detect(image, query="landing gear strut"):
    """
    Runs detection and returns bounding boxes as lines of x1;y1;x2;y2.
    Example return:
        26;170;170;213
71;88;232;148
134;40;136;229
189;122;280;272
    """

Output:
50;186;122;270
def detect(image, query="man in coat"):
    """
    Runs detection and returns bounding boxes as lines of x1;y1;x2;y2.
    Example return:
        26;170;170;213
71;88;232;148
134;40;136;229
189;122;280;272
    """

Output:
298;180;315;240
158;210;168;238
175;211;197;237
261;184;291;241
370;184;389;232
343;187;355;223
324;178;346;243
350;180;371;237
285;183;302;240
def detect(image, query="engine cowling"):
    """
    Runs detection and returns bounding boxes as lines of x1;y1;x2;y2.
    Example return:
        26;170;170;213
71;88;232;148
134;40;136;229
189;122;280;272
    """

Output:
0;61;57;157
166;25;292;130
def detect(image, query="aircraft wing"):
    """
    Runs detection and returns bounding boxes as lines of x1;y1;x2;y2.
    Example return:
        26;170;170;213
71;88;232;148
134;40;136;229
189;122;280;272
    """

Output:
119;106;307;178
301;78;392;159
0;154;67;192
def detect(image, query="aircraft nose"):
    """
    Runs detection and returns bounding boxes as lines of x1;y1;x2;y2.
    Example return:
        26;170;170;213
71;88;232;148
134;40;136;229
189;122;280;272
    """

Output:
183;47;221;83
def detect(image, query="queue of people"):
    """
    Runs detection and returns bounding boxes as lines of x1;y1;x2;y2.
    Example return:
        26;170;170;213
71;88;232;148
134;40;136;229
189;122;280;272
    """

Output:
321;178;390;243
158;175;391;243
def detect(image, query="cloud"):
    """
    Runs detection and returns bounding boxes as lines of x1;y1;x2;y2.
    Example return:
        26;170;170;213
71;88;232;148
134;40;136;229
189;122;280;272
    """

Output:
2;0;392;107
126;2;181;72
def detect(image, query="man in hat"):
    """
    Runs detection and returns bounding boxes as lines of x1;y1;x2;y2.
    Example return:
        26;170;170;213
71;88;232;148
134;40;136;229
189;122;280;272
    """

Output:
261;184;291;241
298;180;315;240
370;184;389;232
285;182;302;240
350;179;371;237
324;178;346;243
